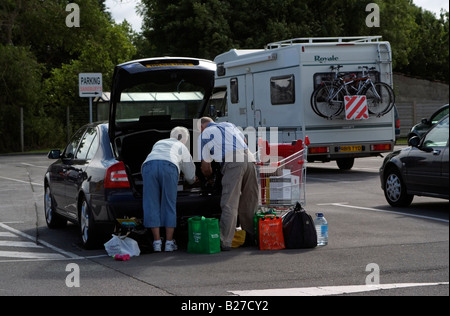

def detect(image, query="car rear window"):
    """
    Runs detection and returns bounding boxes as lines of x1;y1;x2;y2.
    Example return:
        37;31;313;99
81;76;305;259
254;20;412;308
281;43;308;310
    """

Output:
116;81;206;121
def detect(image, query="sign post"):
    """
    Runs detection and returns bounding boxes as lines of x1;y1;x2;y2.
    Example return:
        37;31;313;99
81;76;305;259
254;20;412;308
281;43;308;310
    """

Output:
79;73;103;123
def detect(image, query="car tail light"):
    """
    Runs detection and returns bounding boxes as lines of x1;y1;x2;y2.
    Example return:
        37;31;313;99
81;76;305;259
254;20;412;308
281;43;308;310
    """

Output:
105;161;131;189
308;146;329;154
371;144;392;151
396;118;400;129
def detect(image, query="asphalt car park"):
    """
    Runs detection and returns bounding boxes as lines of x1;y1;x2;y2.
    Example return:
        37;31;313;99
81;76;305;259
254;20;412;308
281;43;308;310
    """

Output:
0;152;448;296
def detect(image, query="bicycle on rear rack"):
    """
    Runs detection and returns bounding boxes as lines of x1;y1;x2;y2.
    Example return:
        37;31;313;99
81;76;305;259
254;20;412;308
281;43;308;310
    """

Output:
311;65;395;119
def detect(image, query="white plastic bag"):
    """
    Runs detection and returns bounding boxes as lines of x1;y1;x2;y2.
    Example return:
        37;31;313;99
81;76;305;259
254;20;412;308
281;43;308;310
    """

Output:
104;235;141;257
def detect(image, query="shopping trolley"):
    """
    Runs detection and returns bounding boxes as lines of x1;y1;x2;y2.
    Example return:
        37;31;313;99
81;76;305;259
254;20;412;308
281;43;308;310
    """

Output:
255;137;308;217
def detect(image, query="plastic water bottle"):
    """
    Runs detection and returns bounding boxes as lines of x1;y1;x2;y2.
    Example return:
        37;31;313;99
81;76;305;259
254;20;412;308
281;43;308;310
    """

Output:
314;213;328;246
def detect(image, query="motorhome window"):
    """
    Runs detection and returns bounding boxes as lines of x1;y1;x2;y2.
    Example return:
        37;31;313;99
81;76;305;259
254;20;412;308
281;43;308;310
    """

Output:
271;75;295;105
116;81;205;121
230;78;239;104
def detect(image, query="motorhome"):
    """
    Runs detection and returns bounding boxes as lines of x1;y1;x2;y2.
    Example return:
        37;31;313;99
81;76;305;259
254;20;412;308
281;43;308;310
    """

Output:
213;36;395;170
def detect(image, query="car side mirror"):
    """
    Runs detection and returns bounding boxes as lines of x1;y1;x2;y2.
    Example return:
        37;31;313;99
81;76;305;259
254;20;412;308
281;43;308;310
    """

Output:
47;149;61;159
409;136;434;153
421;118;430;125
408;136;421;148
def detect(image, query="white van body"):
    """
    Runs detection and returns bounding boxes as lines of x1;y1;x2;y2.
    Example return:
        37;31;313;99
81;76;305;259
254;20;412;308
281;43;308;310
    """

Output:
213;36;395;169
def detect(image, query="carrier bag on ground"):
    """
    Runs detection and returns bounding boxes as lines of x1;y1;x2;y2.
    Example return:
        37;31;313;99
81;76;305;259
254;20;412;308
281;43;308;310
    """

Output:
259;215;285;250
282;202;317;249
104;234;141;257
187;216;221;254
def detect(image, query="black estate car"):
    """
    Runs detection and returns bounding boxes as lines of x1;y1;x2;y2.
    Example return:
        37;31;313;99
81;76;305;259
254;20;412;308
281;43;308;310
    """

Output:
44;58;222;248
380;114;449;207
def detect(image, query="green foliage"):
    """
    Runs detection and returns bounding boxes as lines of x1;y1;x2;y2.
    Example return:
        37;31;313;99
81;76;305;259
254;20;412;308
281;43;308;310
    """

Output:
0;45;43;152
0;0;448;153
139;0;449;83
0;0;136;153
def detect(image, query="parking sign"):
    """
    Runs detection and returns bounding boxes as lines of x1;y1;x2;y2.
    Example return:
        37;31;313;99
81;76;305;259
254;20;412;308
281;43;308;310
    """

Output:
79;73;102;97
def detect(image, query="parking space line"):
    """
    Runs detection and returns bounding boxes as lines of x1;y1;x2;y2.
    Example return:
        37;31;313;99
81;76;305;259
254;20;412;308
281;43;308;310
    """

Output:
317;202;449;223
0;222;82;260
0;241;43;248
0;232;16;238
0;251;66;260
229;282;449;296
0;176;43;187
20;163;48;169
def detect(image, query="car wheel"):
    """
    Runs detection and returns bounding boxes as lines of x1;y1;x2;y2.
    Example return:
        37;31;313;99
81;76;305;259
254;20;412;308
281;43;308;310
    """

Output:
44;185;66;228
384;169;414;207
336;158;354;170
79;197;98;249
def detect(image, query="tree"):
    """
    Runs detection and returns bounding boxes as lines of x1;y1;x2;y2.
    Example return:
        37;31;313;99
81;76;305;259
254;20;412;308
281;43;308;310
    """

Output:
0;0;136;152
140;0;232;59
405;9;449;82
0;45;43;152
138;0;449;84
43;8;137;144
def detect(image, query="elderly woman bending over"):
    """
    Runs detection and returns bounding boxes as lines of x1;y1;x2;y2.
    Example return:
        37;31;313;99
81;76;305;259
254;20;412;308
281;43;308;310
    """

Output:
141;127;196;252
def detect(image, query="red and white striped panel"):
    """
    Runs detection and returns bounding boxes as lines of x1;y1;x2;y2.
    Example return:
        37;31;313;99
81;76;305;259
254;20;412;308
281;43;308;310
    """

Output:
344;95;369;120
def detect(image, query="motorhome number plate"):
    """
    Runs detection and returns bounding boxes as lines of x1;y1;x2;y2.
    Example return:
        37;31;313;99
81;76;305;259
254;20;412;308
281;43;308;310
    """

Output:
337;145;363;152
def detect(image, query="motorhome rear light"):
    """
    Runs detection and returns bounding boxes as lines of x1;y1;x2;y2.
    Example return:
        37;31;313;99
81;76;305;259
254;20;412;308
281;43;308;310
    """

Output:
308;146;329;154
105;161;131;189
371;144;392;151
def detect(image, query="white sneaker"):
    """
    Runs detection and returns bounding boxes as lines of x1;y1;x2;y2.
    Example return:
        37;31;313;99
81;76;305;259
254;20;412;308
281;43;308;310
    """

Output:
165;240;178;252
153;239;162;252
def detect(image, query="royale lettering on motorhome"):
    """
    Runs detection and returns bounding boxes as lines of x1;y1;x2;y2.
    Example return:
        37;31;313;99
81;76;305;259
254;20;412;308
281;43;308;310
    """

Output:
314;55;339;63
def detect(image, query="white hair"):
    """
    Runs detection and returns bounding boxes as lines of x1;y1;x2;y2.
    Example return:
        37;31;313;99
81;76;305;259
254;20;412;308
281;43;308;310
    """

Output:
170;126;190;144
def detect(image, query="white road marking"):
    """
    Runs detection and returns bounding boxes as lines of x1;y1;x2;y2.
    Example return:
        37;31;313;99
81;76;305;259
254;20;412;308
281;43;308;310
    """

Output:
0;222;82;260
0;176;43;187
317;202;449;223
20;163;48;169
0;241;43;248
0;232;16;238
230;282;449;296
0;251;66;260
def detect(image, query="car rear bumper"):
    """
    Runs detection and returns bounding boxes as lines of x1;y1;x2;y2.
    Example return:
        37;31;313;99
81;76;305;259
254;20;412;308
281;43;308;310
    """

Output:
91;189;222;225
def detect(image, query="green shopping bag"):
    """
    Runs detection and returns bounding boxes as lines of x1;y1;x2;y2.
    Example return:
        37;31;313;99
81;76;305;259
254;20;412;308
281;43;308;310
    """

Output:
187;216;221;254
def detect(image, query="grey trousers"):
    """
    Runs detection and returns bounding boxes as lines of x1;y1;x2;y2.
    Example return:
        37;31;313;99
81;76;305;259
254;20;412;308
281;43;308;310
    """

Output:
220;156;259;247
